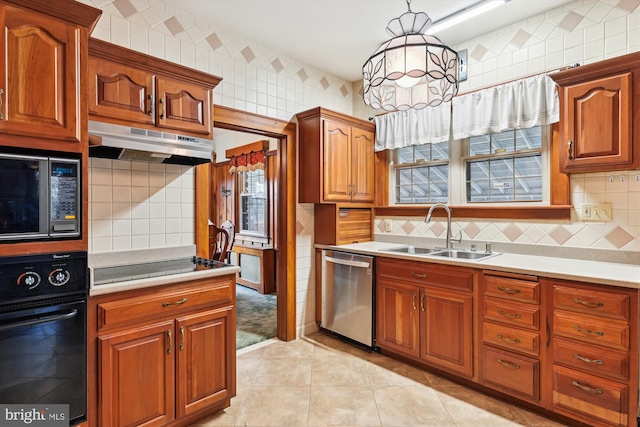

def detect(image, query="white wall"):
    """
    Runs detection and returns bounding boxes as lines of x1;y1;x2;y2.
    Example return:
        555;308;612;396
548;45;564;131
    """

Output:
360;0;640;256
83;0;640;338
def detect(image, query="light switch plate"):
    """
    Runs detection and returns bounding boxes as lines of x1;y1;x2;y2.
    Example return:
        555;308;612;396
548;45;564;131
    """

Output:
384;219;392;232
579;203;612;221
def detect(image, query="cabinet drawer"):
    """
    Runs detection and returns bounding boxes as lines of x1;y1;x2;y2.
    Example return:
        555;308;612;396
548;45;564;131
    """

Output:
377;258;473;291
553;339;629;381
97;282;233;330
483;296;539;330
553;285;630;321
482;322;539;356
552;365;629;427
481;345;539;402
553;311;629;351
483;275;539;304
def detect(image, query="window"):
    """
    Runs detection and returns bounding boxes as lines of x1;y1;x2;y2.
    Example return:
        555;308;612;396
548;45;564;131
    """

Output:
465;127;544;202
394;141;449;204
391;126;547;205
238;169;267;236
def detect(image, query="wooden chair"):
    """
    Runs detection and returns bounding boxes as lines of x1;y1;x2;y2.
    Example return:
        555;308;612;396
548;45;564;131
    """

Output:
220;220;235;261
209;224;230;262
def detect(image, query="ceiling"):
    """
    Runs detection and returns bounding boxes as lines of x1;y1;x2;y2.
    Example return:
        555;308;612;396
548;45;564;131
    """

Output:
174;0;573;82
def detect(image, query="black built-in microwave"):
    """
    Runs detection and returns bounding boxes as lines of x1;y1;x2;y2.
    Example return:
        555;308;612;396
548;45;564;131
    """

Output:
0;151;81;241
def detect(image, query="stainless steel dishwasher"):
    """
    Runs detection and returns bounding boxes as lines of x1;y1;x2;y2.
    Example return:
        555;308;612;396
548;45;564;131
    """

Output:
321;250;375;348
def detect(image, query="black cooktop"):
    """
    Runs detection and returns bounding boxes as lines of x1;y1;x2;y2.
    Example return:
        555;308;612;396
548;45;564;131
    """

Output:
92;256;230;285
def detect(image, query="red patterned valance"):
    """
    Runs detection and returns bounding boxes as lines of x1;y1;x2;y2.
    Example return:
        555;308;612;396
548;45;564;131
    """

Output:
229;150;266;174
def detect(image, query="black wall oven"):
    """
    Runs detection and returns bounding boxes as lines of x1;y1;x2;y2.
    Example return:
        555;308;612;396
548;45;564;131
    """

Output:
0;251;88;425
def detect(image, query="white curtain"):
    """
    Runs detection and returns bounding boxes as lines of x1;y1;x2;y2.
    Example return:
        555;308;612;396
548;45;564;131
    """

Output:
373;102;451;152
451;74;559;140
373;74;559;151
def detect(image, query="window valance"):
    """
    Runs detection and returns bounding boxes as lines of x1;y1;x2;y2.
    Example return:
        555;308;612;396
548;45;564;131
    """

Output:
373;102;450;152
451;73;559;139
229;150;266;174
373;74;559;151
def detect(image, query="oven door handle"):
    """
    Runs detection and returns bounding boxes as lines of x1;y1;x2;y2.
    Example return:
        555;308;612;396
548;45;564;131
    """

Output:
0;309;78;332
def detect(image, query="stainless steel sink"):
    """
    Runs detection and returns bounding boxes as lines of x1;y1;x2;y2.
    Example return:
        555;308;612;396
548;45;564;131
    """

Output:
380;246;500;261
427;249;499;260
383;245;443;255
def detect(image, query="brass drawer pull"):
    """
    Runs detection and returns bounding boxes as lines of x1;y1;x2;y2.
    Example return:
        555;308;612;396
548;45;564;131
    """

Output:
497;358;520;369
411;272;427;279
167;329;173;354
573;353;604;365
159;98;165;119
0;88;4;120
420;293;425;312
412;294;417;310
572;380;603;394
567;140;573;160
497;286;521;295
572;298;604;308
573;325;604;337
497;309;521;319
497;334;521;344
162;298;187;307
179;326;185;351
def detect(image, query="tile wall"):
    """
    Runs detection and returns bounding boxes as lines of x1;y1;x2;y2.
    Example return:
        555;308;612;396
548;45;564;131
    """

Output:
82;0;352;334
83;0;639;337
354;0;640;256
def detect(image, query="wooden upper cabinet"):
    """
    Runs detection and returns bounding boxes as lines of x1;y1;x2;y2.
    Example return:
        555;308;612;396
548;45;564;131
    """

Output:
88;56;154;126
0;1;101;147
323;119;352;201
156;76;211;135
88;38;220;137
297;107;375;204
351;127;376;202
551;52;640;173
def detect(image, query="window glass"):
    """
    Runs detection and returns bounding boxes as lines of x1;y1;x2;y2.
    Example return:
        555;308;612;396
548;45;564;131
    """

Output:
238;169;267;236
466;126;543;203
393;141;449;204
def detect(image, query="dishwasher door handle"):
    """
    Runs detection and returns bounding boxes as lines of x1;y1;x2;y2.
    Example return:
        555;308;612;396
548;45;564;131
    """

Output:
324;255;371;269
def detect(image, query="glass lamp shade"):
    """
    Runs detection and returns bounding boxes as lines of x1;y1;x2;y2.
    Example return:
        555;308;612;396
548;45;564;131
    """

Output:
363;11;459;111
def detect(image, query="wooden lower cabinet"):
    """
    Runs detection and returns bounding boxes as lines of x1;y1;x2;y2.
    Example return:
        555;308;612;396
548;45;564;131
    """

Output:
90;275;236;427
376;278;420;358
547;278;638;427
374;260;638;427
375;258;474;378
100;321;175;427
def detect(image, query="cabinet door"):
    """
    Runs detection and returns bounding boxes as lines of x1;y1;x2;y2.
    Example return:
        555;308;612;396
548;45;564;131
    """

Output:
176;306;234;417
88;56;155;126
156;76;211;136
0;6;80;142
322;119;352;202
99;321;175;427
561;73;634;172
420;287;473;377
376;279;420;358
350;127;375;203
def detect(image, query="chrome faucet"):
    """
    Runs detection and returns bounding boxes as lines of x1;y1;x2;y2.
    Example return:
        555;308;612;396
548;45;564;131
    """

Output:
425;203;462;249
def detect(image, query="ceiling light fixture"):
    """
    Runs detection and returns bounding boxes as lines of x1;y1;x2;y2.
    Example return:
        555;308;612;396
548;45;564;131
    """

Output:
427;0;511;35
362;0;459;111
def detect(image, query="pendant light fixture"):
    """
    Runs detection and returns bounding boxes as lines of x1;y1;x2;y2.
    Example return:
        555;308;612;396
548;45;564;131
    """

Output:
362;0;459;111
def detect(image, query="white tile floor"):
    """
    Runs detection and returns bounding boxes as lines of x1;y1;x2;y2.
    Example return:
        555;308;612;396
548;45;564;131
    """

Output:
192;332;569;427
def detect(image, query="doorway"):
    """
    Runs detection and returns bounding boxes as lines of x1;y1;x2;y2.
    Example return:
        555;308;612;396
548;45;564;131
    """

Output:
195;105;296;342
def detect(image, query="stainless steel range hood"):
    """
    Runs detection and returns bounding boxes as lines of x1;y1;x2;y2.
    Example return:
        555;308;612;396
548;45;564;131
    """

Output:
88;121;213;165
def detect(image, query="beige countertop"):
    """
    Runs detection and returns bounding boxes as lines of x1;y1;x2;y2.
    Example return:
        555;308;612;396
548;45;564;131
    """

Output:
89;265;240;296
318;241;640;290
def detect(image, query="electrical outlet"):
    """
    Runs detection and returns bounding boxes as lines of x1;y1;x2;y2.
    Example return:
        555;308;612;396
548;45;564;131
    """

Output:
384;219;392;232
579;203;612;221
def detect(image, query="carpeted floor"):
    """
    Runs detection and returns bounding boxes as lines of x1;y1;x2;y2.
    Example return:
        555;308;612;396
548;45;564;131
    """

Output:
236;284;277;349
